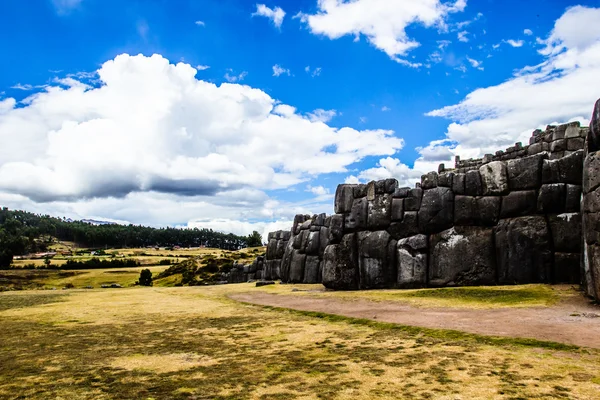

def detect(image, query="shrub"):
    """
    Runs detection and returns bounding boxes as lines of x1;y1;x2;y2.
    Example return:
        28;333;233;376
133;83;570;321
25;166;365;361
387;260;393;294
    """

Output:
137;269;153;286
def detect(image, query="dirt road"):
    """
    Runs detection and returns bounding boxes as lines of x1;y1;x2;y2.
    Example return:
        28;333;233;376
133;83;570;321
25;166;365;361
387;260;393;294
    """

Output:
230;291;600;348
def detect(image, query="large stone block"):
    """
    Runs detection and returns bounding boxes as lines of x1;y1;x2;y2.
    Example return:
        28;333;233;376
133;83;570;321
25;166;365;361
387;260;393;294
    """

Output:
589;98;600;152
280;239;295;282
429;226;496;287
421;172;438;190
397;234;428;288
438;172;454;188
452;173;466;195
319;226;330;257
367;194;392;230
583;152;600;194
391;198;404;222
387;211;419;240
537;184;566;214
465;170;483;196
566;184;582;213
289;250;306;283
418;187;454;234
303;256;320;284
554;252;581;284
494;216;553;284
507;153;546;190
275;239;286;259
548;213;581;253
305;231;320;255
322;233;358;290
393;187;411;198
328;214;344;244
583;243;599;299
404;188;423;211
357;230;397;289
266;239;277;259
499;190;537;219
344;197;368;232
583;211;600;245
334;184;356;214
479;161;509;195
454;195;500;226
542;150;583;185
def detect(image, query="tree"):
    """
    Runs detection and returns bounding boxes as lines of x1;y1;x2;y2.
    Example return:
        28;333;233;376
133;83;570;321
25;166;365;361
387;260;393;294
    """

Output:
247;231;263;247
137;269;153;286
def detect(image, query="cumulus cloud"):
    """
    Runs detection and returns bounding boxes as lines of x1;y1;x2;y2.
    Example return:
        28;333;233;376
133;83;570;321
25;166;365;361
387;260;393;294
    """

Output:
424;5;600;164
457;30;469;42
0;54;403;229
195;20;205;26
466;56;483;70
196;65;210;71
306;108;337;123
505;39;524;47
299;0;466;65
524;28;533;36
253;4;286;28
353;157;422;187
272;64;290;77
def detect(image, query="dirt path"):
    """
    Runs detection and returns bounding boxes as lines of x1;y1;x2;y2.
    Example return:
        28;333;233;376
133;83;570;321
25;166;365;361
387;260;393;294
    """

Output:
230;292;600;348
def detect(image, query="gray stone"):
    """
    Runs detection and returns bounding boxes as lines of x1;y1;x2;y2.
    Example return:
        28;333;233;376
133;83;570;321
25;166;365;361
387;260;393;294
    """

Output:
367;181;376;200
391;198;404;222
552;126;566;141
567;137;585;151
353;184;367;199
314;213;326;226
275;239;286;259
454;195;500;226
305;231;320;255
479;161;509;195
583;152;600;194
375;179;398;194
344;197;368;232
303;256;320;284
280;239;295;282
583;211;600;245
566;184;582;213
452;173;466;195
256;281;275;287
300;219;312;230
465;170;483;196
404;188;423;211
548;213;581;253
537;184;566;214
266;239;277;259
387;211;419;240
438;172;454;188
494;216;553;284
397;234;428;288
589;98;600;152
565;123;581;139
329;214;344;244
418;187;454;234
554;253;581;284
367;194;392;230
393;187;411;198
289;250;306;283
334;184;356;214
528;142;543;155
322;233;358;290
319;226;330;257
507;153;546;190
421;172;438;190
551;139;566;152
542;150;583;184
357;230;397;289
429;226;496;287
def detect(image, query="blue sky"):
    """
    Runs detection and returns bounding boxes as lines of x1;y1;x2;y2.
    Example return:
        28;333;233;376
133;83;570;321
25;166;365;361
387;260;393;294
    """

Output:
1;0;599;239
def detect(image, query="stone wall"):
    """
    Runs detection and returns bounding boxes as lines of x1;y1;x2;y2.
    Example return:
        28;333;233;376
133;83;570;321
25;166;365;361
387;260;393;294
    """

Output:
255;101;600;301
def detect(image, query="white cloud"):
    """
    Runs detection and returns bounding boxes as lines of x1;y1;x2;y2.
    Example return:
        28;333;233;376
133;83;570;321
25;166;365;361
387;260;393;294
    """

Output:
224;70;248;82
11;84;35;91
354;157;422;187
188;218;292;243
195;20;205;26
305;66;322;77
306;109;337;123
457;30;469;42
51;0;81;14
272;64;290;77
306;185;330;197
299;0;466;65
505;39;524;47
0;54;404;230
196;65;210;71
423;5;600;166
524;28;533;36
253;4;286;29
437;40;452;50
381;106;391;112
466;56;483;70
359;116;368;123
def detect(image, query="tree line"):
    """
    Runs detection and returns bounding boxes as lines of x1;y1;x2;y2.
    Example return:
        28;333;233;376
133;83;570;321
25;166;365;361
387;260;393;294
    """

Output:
0;207;264;268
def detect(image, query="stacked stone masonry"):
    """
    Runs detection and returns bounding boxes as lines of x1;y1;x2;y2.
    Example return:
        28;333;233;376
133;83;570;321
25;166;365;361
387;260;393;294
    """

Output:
252;100;600;302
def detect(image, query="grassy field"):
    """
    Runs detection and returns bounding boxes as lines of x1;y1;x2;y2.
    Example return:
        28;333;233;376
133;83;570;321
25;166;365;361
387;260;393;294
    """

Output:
1;284;599;399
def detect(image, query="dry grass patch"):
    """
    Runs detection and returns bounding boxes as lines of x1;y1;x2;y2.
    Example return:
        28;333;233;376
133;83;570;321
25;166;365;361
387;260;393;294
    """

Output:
110;353;221;373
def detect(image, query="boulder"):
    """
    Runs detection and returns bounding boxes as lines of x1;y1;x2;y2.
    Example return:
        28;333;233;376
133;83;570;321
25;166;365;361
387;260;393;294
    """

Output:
368;194;392;230
454;195;500;226
344;197;368;232
305;231;321;255
322;233;359;290
479;161;509;195
418;187;454;234
334;184;356;214
357;230;397;289
303;256;320;284
507;153;546;190
548;213;581;253
397;234;428;288
328;214;344;244
429;226;496;287
494;216;553;284
353;184;367;199
537;184;566;214
387;211;419;240
393;187;411;198
288;250;306;283
465;170;483;196
499;190;538;219
421;172;438;190
275;238;286;259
